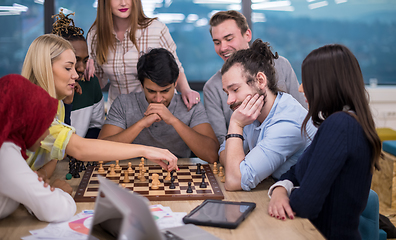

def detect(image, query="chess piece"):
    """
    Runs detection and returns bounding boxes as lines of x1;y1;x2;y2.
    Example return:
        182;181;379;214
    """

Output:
108;164;116;176
186;182;193;193
98;161;105;174
164;171;172;182
196;163;202;174
200;174;207;188
127;162;133;174
169;176;176;189
221;175;225;183
141;157;145;165
139;162;146;174
115;160;121;170
77;161;83;172
86;161;92;167
218;166;224;177
213;162;218;174
81;161;87;171
73;163;80;178
123;171;130;183
151;173;160;190
139;165;146;181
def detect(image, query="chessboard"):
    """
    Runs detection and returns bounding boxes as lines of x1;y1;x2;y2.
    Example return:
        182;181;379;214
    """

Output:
74;163;224;202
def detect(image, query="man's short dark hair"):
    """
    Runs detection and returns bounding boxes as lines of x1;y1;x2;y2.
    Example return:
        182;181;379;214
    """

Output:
209;10;249;37
137;48;179;87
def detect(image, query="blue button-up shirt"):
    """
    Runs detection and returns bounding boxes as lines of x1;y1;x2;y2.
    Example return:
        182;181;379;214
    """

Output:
219;92;317;191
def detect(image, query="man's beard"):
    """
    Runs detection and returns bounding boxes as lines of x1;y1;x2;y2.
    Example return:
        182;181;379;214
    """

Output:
230;89;267;111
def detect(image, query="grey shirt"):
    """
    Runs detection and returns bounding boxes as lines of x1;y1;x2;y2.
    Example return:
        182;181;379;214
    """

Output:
203;56;307;144
105;92;210;158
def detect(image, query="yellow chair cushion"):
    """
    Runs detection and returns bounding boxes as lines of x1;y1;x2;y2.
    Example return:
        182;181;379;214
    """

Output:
377;128;396;142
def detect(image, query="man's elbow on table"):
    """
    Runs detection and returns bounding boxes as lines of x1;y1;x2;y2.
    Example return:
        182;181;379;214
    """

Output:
224;174;243;191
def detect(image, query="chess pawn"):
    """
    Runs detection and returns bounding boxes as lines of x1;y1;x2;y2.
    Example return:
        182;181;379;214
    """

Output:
221;175;225;183
108;164;116;176
123;171;130;183
127;162;133;174
151;173;160;190
115;160;121;170
218;166;224;177
200;174;207;188
213;162;218;174
186;182;193;193
98;161;105;174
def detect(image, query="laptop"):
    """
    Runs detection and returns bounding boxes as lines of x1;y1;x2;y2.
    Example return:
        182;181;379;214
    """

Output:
88;176;220;240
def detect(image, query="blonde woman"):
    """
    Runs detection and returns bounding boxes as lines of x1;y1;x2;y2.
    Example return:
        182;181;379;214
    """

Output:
21;34;178;181
87;0;200;110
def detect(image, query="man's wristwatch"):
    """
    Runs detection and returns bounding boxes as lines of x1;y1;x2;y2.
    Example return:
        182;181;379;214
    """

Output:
225;134;244;141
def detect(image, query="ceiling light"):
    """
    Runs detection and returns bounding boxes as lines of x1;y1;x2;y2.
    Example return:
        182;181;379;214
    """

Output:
308;1;328;9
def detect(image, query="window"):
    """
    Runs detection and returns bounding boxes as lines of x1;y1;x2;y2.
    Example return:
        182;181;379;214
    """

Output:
0;1;44;77
1;0;395;86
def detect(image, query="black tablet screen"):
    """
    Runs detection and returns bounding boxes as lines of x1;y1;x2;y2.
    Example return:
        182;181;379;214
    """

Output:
188;201;252;223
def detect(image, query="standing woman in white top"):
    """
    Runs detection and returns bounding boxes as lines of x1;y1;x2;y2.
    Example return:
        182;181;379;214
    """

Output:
87;0;200;109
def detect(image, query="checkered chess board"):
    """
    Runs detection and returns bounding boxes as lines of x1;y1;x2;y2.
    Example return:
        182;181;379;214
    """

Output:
74;164;224;202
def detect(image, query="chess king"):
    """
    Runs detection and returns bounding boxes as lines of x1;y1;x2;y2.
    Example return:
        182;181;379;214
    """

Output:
98;48;219;163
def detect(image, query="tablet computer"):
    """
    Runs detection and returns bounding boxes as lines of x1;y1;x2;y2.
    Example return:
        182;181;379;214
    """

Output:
182;199;256;229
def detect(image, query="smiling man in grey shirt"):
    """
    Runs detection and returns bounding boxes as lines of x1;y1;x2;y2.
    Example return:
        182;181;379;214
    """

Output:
203;10;307;144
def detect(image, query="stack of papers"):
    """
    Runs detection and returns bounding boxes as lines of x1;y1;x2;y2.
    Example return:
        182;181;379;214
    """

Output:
22;210;96;240
149;204;187;230
21;205;186;239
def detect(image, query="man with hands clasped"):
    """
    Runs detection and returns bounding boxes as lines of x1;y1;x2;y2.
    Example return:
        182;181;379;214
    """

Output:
219;39;317;191
99;48;219;163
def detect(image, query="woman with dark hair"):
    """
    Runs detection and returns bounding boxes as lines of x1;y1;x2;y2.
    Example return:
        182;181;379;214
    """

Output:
267;44;381;239
52;10;105;139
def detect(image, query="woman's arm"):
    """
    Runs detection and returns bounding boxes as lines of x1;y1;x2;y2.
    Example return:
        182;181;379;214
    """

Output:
65;133;178;171
0;143;76;222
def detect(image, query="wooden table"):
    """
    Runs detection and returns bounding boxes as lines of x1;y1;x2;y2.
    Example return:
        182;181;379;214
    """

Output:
0;158;324;240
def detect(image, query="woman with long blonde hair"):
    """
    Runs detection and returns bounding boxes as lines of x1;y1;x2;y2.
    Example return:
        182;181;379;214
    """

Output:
22;34;178;181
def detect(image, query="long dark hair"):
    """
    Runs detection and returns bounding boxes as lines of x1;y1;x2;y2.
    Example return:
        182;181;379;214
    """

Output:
221;39;280;95
301;44;381;172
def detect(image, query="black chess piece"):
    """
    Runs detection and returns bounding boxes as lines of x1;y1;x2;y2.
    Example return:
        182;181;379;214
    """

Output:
77;161;83;172
186;182;193;193
68;158;75;174
200;174;206;188
81;161;87;171
73;163;80;178
196;163;202;174
169;176;176;189
86;162;92;167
